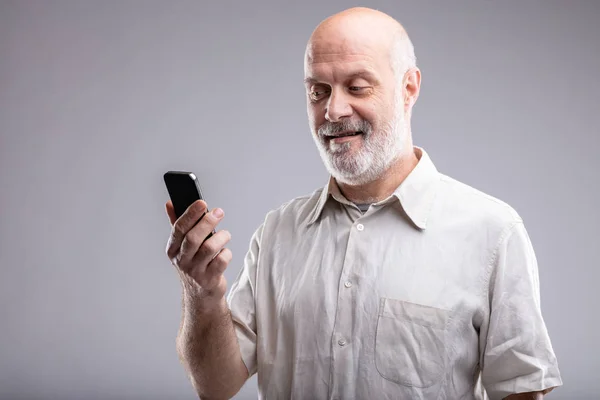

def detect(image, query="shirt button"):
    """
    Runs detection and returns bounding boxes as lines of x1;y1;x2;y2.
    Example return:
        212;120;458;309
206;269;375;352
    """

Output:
338;339;347;347
344;281;352;288
356;223;364;231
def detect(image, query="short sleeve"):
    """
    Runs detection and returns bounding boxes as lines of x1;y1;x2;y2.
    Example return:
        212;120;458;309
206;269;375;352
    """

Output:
225;223;263;377
480;221;562;400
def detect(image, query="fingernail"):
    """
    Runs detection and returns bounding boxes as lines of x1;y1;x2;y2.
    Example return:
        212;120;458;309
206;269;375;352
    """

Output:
212;208;224;218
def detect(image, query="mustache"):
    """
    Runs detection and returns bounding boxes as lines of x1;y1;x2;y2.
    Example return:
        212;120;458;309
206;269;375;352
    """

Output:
317;119;372;137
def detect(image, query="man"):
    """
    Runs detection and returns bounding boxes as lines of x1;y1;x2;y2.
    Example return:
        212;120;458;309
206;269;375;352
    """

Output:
165;7;562;400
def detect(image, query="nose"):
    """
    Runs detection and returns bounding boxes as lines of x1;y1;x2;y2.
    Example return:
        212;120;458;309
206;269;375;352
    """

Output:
325;90;352;122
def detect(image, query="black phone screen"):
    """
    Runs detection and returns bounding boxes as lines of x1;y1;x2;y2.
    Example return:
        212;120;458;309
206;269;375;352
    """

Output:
163;171;205;219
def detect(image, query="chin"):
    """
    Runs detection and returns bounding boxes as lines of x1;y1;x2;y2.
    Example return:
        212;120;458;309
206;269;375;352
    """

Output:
332;168;382;186
327;157;383;186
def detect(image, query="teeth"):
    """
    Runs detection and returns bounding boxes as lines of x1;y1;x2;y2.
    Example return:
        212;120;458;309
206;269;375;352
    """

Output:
332;132;359;138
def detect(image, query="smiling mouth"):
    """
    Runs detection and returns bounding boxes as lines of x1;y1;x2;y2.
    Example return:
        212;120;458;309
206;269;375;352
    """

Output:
326;131;363;139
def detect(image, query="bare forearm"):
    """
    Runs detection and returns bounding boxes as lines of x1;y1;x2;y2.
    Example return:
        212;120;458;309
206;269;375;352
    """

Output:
177;296;248;399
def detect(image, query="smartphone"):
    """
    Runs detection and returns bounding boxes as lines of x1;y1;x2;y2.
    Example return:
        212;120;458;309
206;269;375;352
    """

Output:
163;171;214;239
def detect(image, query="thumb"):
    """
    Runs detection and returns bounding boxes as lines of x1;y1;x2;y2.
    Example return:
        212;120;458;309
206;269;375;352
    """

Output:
165;201;177;225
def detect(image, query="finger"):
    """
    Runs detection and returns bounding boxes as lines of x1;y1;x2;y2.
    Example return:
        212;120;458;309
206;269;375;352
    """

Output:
182;228;230;277
166;200;209;260
206;247;232;278
179;208;225;265
193;247;232;289
165;201;177;225
181;227;230;275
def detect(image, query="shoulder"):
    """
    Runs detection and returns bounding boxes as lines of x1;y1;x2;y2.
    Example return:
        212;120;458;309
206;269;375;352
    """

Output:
435;173;523;231
260;186;324;231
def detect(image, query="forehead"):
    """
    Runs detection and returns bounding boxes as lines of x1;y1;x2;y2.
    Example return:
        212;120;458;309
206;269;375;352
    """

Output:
305;30;386;62
304;37;391;82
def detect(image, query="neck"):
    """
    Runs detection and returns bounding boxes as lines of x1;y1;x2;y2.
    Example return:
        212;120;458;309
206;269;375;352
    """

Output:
336;146;419;204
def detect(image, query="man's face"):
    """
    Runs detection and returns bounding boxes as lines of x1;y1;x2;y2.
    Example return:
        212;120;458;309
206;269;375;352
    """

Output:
304;35;407;186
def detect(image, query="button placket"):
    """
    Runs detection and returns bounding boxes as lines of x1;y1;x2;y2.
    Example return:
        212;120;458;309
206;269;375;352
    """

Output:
329;219;360;399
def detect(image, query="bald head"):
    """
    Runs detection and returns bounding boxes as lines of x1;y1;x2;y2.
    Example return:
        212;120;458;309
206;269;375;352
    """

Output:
305;7;416;82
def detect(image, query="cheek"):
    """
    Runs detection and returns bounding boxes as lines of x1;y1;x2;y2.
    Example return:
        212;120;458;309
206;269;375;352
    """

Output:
355;101;381;128
307;105;325;129
370;97;396;127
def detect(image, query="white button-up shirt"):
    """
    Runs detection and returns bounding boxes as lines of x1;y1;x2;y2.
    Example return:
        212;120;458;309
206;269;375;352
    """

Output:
227;147;562;400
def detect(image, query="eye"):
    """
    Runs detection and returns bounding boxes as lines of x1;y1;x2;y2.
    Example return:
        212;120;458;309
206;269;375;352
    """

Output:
349;86;365;93
309;87;329;101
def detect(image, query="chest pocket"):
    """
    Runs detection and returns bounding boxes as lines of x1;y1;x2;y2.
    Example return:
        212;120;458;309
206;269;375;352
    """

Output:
375;298;450;388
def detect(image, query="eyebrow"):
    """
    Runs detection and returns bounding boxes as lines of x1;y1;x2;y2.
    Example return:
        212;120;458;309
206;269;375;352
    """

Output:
304;70;379;86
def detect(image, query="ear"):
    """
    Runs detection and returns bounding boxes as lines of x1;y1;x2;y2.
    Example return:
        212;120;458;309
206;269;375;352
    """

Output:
403;67;421;113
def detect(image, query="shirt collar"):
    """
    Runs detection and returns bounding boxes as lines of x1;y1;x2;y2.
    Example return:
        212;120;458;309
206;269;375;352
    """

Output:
307;146;440;230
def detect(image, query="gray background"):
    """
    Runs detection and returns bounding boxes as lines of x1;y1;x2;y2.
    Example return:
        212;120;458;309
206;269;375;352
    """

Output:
0;1;598;399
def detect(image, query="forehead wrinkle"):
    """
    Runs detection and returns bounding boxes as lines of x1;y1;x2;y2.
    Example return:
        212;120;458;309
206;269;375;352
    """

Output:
307;53;376;65
306;61;377;82
306;36;380;61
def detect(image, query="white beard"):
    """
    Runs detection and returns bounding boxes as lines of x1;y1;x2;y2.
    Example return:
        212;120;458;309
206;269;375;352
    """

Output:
311;97;407;186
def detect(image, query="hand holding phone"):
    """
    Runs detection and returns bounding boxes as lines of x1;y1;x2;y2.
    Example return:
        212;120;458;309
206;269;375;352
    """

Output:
163;171;232;305
163;171;213;237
